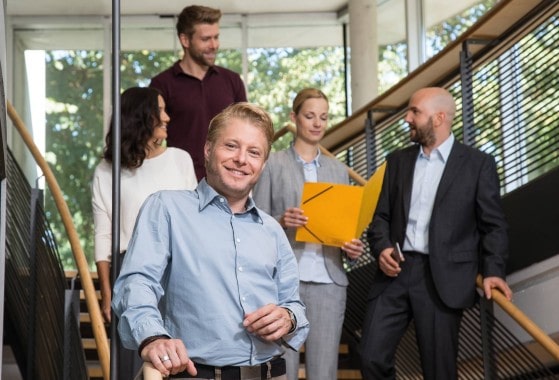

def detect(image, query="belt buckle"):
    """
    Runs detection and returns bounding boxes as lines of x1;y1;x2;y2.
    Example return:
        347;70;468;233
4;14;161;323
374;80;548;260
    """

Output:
239;365;261;380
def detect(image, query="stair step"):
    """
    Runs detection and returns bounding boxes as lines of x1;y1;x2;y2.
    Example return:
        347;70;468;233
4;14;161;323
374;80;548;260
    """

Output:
66;270;99;280
87;362;103;379
300;343;349;355
298;367;362;379
80;312;91;324
80;289;101;300
82;338;111;350
82;338;97;350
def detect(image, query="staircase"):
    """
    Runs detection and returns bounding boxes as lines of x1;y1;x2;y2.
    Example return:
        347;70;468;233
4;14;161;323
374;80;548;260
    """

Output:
66;270;105;380
67;270;363;380
298;339;363;380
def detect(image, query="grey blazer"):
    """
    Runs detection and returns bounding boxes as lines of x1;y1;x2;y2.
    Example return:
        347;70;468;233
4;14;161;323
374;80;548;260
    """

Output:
253;146;350;286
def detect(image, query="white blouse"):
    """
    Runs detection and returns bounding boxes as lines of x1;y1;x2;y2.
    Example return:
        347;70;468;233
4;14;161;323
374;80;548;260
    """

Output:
92;147;197;262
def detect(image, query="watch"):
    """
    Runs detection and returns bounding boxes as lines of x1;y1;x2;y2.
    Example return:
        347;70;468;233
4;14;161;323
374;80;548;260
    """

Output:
284;308;297;334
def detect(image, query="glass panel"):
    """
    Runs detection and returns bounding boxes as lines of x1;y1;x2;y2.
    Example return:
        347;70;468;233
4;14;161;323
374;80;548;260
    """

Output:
378;0;408;93
43;50;104;267
425;0;498;59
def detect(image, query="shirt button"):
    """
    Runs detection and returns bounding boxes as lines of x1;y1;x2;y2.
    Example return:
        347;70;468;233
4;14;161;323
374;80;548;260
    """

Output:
242;296;246;301
236;238;241;243
219;197;225;203
239;266;243;272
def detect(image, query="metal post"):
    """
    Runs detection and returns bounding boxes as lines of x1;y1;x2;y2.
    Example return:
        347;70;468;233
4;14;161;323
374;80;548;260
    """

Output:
460;40;475;146
110;0;122;379
365;110;377;177
479;297;497;379
26;185;41;379
342;23;349;118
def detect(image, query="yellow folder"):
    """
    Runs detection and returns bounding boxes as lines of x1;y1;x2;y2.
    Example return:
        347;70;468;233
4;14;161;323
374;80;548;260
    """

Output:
295;162;386;247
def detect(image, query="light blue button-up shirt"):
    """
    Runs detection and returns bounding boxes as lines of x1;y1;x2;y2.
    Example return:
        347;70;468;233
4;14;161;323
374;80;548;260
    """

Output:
403;134;454;254
112;179;309;366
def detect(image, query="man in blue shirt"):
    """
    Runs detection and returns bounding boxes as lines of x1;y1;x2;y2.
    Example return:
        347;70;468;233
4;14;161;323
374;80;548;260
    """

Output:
112;102;309;379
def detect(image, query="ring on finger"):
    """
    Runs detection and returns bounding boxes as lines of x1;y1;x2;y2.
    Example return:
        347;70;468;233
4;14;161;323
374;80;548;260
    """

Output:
160;354;170;362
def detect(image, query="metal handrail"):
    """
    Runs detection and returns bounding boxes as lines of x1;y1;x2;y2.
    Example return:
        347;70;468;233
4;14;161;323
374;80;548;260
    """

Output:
7;101;110;380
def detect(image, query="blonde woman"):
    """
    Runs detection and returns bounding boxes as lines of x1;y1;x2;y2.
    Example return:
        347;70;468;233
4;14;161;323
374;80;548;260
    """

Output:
253;88;364;380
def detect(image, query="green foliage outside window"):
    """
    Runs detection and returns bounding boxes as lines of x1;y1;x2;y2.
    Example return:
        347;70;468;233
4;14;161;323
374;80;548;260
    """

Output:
42;0;499;269
45;50;105;268
44;46;348;269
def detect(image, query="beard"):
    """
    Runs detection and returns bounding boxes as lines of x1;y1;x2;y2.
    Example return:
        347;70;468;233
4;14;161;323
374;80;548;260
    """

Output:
410;116;436;147
187;45;216;68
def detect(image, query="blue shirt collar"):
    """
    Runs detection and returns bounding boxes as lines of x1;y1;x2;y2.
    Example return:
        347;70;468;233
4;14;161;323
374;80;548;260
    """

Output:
419;133;454;162
293;145;322;167
196;178;262;221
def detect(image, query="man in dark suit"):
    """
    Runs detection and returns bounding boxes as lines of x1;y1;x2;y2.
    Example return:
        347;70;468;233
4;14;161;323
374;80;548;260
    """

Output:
360;87;513;380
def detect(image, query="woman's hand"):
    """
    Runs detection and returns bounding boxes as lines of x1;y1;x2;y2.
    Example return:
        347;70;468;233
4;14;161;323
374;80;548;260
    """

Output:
280;207;308;228
342;239;365;260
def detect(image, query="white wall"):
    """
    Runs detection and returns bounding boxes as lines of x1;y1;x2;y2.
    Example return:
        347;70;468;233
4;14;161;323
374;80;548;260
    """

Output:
495;254;559;364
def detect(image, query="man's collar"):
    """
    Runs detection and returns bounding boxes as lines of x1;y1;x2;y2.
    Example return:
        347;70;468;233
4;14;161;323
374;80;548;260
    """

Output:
196;179;263;220
419;133;454;162
172;61;219;78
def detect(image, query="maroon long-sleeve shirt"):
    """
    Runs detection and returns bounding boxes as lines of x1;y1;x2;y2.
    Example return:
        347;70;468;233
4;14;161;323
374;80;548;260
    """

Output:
150;61;247;181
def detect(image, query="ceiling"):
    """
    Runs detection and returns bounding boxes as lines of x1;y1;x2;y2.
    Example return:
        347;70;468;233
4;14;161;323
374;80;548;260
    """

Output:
6;0;349;17
6;0;483;50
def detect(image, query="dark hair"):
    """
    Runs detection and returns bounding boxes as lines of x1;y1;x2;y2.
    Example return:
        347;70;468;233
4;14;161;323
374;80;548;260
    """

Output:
103;87;161;168
176;5;222;39
207;102;274;159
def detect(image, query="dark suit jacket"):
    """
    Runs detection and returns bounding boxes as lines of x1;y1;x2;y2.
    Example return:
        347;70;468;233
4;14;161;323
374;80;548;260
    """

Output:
367;141;509;309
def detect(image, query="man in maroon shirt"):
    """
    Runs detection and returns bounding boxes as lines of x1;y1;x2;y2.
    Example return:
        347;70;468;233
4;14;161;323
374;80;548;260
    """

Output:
150;5;247;181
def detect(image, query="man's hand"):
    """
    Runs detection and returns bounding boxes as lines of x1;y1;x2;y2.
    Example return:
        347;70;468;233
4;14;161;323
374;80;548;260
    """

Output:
378;247;403;277
243;304;293;341
141;338;197;377
483;276;513;301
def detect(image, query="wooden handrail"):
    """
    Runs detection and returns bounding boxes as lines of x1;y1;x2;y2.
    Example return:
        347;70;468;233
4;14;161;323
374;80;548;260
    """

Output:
275;123;559;363
7;101;110;380
142;362;164;380
476;274;559;361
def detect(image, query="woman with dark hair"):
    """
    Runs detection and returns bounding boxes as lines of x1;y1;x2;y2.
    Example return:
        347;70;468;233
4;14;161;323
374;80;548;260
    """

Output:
92;86;197;377
93;86;197;321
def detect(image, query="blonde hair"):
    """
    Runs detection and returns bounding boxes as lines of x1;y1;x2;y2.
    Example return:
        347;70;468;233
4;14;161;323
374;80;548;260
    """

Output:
207;102;274;159
292;88;329;115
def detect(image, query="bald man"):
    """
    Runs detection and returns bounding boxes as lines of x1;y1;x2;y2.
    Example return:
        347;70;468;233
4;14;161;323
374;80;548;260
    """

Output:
360;87;512;380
